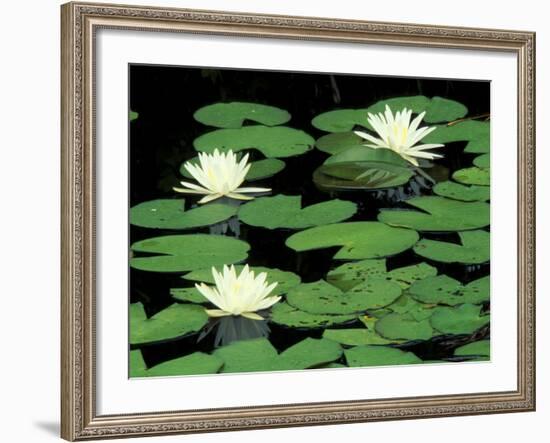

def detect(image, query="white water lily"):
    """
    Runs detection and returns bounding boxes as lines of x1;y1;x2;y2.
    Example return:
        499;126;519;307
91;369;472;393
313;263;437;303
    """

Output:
174;149;270;204
354;105;444;167
196;265;280;321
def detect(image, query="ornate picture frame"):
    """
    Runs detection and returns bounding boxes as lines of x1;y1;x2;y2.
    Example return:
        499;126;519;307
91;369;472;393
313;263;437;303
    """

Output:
61;2;535;440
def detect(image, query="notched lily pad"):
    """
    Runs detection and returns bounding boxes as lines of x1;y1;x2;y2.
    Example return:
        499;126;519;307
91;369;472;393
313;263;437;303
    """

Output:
193;102;290;128
414;230;490;264
270;302;356;329
375;312;435;341
238;195;357;229
473;153;490;169
344;345;422;367
452;167;490;186
409;275;490;306
378;196;490;231
430;303;490;335
194;125;314;158
423;120;490;154
130;199;237;230
286;222;419;260
433;181;490;202
170;287;207;304
130;234;250;272
315;132;365;155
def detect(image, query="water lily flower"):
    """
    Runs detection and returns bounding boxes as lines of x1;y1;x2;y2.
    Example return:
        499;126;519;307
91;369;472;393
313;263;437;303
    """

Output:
354;105;444;167
196;265;280;321
174;149;270;204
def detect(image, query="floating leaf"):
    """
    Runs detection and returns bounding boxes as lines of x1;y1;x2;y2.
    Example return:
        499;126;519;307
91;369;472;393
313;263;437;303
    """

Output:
213;337;342;373
316;161;413;189
323;145;409;167
423;120;490;153
129;350;147;377
130;302;208;346
129;110;139;121
180;157;285;182
473;153;490;169
145;352;223;377
194;125;314;158
130;234;249;272
270;302;355;328
433;181;490;202
323;328;395;346
238;195;356;230
130;199;237;230
378;196;489;231
454;340;490;358
182;266;301;296
452;167;490;186
430;303;489;335
286;222;419;260
344;345;422;367
375;312;434;341
170;287;207;304
193;102;290;128
409;275;490;306
315;132;365;155
414;230;490;264
286;279;402;315
385;294;435;320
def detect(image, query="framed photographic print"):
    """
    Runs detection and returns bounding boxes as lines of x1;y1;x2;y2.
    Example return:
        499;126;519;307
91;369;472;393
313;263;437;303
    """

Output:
61;1;536;440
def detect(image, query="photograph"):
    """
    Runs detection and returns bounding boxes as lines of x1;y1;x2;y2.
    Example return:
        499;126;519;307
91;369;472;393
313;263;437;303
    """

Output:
128;65;491;378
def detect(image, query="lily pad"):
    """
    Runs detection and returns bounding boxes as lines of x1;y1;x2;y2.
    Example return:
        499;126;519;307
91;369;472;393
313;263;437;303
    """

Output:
238;195;357;230
473;153;490;169
413;230;490;264
378;196;490;231
180;157;285;182
454;340;490;358
327;259;437;291
193;102;290;128
344;345;422;367
286;279;402;315
130;199;237;230
130;110;139;121
433;181;490;202
423;120;490;154
286;222;419;260
375;312;435;341
409;275;490;306
130;234;249;273
323;145;409;167
270;302;355;328
385;294;436;320
129;350;148;377
145;352;224;377
452;167;490;186
194;125;314;158
170;287;207;304
130;302;208;346
182;266;301;296
213;337;342;373
430;303;490;335
315;132;365;155
323;328;395;346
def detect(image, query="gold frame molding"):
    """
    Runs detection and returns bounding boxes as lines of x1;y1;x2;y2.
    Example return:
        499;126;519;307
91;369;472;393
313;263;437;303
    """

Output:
61;1;536;440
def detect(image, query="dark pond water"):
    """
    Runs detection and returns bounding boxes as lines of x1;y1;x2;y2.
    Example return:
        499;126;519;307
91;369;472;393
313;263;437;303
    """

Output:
129;65;490;370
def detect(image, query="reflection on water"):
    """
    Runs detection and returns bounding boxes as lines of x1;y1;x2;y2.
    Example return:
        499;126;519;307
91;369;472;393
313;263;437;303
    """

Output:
198;315;271;347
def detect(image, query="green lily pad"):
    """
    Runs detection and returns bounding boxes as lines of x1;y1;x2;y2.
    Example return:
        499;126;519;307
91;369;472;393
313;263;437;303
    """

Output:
238;195;357;230
344;345;422;367
286;222;419;260
170;287;207;304
430;303;490;335
130;110;139;121
375;312;434;341
315;132;365;155
385;294;436;320
378;196;490;231
327;259;437;291
317;161;413;189
130;234;250;272
454;340;490;358
270;302;355;328
130;302;208;346
423;120;490;154
453;167;490;186
180;156;285;182
323;145;409;167
311;96;467;132
473;153;490;168
193;102;290;128
409;275;490;306
213;337;342;373
286;279;402;315
194;125;314;158
323;328;395;346
130;199;237;230
145;352;223;377
413;230;490;264
181;266;301;296
129;350;148;377
433;181;490;202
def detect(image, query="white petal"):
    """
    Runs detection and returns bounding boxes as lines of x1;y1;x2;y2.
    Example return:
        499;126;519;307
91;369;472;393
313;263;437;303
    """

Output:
205;309;232;318
198;193;223;204
234;187;271;193
241;312;265;321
